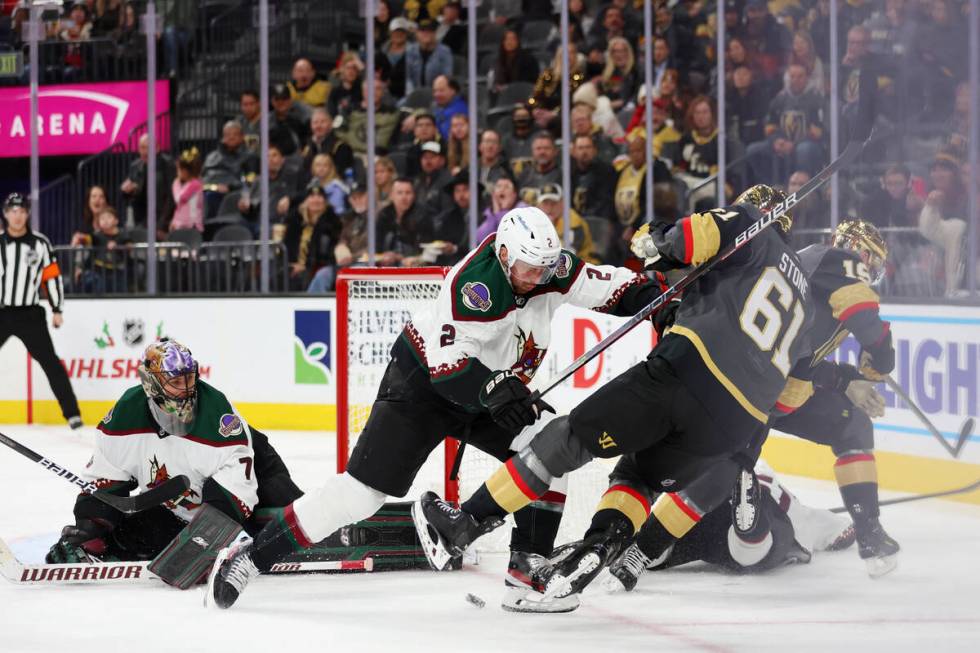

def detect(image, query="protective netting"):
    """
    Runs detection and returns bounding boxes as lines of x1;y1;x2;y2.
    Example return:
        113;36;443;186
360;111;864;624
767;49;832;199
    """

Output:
339;272;618;553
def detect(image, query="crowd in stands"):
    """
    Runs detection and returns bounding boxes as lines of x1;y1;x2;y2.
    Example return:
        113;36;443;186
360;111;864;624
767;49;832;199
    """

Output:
2;0;978;297
1;1;196;82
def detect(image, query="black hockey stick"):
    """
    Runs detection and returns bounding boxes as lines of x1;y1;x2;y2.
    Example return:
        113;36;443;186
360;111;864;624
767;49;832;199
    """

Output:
884;376;974;458
531;133;873;401
0;430;190;514
830;477;980;513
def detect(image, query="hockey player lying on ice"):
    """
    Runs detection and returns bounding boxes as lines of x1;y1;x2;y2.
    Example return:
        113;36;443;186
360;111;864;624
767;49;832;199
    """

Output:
412;187;896;612
207;206;672;610
46;339;302;588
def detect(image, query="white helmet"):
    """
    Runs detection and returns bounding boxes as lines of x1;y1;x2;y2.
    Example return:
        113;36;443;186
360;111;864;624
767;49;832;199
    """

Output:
494;207;562;286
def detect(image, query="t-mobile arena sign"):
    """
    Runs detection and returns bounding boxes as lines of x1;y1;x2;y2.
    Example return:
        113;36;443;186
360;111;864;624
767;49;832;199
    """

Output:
0;80;169;157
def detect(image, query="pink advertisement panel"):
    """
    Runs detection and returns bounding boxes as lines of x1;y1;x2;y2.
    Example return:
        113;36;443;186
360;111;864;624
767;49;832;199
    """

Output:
0;80;170;157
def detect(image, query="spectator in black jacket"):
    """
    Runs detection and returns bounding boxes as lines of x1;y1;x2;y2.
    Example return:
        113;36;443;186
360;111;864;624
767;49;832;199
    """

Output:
376;178;428;266
420;168;473;267
726;65;770;146
492;29;540;95
414;141;454;217
285;186;341;292
202;122;259;219
476;129;511;192
860;164;923;229
436;1;467;55
119;134;172;228
270;84;312;156
302;108;355;177
746;63;825;185
403;112;442;178
237;144;303;235
570;133;617;223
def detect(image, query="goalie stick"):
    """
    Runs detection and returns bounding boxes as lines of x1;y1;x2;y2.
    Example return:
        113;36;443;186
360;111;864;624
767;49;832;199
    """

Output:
830;477;980;513
0;535;373;586
531;132;874;401
0;430;190;514
884;376;974;458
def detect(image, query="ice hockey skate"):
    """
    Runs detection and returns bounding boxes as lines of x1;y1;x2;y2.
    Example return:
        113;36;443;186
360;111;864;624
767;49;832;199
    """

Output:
502;550;580;613
855;518;900;578
204;540;260;609
412;491;502;571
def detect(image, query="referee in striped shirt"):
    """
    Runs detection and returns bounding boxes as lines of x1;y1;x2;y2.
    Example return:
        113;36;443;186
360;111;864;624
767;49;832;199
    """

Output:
1;193;82;429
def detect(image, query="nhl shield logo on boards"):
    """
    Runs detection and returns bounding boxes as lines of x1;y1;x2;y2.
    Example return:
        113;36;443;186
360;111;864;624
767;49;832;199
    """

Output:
122;318;145;347
218;414;243;437
461;282;492;312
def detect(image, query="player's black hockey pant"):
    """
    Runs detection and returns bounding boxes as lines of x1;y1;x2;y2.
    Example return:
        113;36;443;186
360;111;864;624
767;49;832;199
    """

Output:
346;359;561;555
0;306;80;420
567;355;758;492
772;387;874;454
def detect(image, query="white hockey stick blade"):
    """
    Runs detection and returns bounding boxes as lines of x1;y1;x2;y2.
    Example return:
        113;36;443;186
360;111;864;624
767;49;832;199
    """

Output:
0;537;155;585
2;536;374;588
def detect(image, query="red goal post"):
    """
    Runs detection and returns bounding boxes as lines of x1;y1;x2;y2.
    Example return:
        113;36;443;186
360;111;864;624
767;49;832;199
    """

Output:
335;267;461;503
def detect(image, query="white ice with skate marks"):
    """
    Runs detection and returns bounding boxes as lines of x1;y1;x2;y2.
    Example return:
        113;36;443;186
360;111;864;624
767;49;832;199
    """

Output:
1;425;979;653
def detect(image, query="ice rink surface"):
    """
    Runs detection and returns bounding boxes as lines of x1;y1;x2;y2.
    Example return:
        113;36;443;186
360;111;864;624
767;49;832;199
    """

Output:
1;424;979;653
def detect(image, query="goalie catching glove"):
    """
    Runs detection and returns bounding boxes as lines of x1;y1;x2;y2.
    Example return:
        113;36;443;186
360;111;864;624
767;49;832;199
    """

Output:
630;222;685;272
480;370;554;435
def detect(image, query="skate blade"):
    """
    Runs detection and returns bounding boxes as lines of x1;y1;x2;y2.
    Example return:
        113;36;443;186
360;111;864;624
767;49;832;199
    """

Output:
502;587;580;613
543;552;601;601
865;553;898;579
203;545;232;609
410;499;454;571
600;570;631;594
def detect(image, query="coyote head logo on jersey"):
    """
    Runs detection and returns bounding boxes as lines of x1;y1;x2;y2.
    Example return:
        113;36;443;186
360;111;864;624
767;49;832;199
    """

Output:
511;329;546;384
148;455;170;488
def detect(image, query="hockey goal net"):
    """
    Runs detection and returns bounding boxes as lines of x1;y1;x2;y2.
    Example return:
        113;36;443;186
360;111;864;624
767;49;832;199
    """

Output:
336;268;617;552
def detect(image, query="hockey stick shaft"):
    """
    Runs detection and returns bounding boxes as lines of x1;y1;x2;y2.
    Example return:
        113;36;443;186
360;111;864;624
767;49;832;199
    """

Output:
0;535;373;585
0;430;189;514
829;478;980;513
535;135;871;399
883;376;970;458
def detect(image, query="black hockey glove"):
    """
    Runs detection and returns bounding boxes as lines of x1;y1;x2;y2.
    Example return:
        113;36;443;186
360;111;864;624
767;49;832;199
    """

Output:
652;299;681;339
45;518;114;564
480;370;555;435
859;327;895;381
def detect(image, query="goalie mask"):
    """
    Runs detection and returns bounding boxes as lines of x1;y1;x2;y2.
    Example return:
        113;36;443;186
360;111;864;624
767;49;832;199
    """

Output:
494;207;562;289
139;339;198;424
735;184;792;236
832;219;888;285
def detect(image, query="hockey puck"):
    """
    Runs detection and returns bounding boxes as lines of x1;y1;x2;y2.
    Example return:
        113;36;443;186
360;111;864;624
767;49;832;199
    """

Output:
465;593;486;609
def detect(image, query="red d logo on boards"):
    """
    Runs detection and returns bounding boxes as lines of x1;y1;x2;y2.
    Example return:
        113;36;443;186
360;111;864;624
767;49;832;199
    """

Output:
572;319;603;388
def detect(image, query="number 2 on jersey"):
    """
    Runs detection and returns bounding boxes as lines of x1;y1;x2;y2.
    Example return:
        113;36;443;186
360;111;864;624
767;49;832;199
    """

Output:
738;267;805;375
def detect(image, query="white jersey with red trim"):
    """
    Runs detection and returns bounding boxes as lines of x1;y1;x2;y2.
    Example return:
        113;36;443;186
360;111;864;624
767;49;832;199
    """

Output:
87;383;258;523
399;235;655;409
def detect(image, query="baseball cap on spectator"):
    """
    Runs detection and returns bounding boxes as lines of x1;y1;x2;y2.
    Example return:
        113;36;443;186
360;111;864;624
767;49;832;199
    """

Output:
537;184;562;203
305;185;327;199
745;0;767;10
421;141;444;156
415;110;437;123
271;83;291;100
417;18;438;32
390;17;414;33
443;168;481;195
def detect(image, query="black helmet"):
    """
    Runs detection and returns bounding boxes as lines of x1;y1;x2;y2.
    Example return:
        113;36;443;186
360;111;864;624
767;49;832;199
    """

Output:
3;193;29;212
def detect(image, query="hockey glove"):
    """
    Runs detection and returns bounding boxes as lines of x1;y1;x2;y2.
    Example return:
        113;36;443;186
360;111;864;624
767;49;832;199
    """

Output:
859;326;895;381
45;518;113;564
630;223;663;268
845;380;886;418
480;370;555;435
652;299;681;339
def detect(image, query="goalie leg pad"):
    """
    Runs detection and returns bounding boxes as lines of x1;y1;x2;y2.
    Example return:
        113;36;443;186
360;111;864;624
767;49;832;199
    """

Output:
148;504;243;589
292;472;387;543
